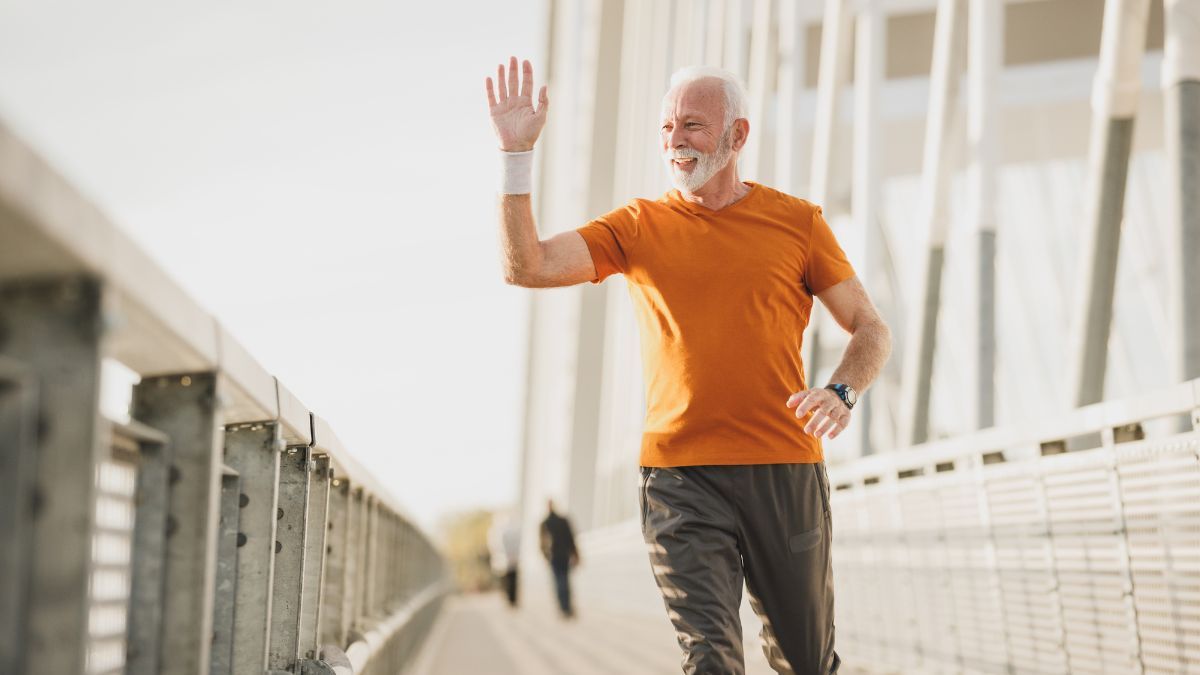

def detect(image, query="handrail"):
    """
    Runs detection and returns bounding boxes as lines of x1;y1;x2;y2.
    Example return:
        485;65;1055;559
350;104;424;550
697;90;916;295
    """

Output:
829;377;1200;486
0;117;448;675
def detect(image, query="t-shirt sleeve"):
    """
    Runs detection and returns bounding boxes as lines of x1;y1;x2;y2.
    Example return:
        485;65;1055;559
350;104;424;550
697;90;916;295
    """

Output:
575;202;639;284
804;205;856;295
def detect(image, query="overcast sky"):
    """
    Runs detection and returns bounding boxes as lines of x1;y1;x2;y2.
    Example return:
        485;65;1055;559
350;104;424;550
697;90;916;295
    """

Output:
0;1;543;531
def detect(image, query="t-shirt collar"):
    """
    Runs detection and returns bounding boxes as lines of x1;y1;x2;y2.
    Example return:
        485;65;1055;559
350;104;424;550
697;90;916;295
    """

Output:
668;181;761;215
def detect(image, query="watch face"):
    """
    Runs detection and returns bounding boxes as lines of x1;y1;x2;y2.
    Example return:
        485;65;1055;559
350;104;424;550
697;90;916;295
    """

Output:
846;387;857;406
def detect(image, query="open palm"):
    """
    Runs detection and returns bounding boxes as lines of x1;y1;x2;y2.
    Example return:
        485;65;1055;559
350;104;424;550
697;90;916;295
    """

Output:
486;57;549;152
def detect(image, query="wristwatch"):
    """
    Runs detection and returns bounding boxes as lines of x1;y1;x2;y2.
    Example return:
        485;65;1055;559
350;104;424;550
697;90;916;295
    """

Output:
825;383;857;410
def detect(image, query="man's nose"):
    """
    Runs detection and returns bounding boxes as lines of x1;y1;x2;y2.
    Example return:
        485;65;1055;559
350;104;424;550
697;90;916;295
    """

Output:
667;125;686;148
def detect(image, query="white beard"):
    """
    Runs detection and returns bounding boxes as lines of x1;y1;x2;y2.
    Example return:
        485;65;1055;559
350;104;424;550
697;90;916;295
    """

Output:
663;126;735;193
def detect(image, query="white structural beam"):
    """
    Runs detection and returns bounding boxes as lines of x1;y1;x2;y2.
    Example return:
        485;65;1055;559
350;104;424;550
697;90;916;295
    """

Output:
775;0;808;192
1067;0;1152;408
900;0;966;445
745;0;776;181
805;0;854;383
968;0;1002;430
853;4;885;456
809;0;853;208
1162;0;1200;386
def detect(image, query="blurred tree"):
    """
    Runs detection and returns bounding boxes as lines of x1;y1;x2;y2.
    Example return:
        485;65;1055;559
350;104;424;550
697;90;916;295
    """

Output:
438;508;496;593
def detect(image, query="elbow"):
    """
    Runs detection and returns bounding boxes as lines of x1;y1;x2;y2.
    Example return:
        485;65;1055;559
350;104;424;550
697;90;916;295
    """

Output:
877;319;894;360
503;266;538;288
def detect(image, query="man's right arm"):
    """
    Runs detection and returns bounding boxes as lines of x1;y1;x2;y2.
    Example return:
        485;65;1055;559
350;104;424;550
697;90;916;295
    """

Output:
487;57;595;288
499;194;595;288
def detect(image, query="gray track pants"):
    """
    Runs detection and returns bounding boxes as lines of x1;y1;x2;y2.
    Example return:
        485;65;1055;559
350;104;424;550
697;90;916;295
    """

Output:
639;463;840;675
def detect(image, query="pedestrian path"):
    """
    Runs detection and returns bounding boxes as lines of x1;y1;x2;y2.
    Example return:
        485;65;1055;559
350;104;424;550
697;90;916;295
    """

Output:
406;592;873;675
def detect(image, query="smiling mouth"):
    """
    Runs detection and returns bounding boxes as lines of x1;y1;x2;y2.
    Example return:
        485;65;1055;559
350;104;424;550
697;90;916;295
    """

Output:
671;158;697;168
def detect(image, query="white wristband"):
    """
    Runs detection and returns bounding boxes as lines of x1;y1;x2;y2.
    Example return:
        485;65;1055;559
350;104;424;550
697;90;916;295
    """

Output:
499;149;534;195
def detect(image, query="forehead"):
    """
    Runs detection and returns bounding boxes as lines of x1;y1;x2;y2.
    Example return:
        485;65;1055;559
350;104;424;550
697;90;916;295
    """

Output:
661;79;725;120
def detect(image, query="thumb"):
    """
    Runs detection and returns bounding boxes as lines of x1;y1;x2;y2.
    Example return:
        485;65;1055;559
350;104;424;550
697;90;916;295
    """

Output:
535;85;549;115
786;390;808;408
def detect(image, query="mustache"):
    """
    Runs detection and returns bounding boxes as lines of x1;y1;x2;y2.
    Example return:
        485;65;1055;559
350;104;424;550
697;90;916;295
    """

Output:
665;147;704;160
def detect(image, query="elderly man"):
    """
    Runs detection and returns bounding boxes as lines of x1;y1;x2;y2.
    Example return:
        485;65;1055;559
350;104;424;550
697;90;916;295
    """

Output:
485;57;891;675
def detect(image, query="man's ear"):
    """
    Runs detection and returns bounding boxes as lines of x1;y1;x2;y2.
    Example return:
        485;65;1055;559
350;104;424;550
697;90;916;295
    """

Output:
731;119;750;151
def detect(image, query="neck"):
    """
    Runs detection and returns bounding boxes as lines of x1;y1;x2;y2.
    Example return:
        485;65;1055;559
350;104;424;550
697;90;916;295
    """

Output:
678;164;750;210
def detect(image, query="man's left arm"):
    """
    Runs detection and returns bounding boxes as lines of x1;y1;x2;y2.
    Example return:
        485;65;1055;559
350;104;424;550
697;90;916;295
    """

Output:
786;275;892;440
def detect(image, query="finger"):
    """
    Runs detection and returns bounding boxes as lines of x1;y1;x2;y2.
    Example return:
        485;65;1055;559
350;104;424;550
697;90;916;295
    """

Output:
786;390;808;408
485;77;497;107
794;393;823;419
521;59;534;98
813;414;840;438
535;85;549;115
497;64;508;102
803;408;831;435
828;417;848;439
507;56;519;99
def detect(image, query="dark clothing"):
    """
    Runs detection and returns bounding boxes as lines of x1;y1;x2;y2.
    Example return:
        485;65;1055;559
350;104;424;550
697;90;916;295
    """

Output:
550;559;573;616
501;569;519;607
639;463;840;675
540;511;578;618
539;512;577;566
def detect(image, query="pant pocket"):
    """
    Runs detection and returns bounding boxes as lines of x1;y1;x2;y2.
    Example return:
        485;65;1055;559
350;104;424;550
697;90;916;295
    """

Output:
638;467;651;528
812;462;831;518
788;526;823;553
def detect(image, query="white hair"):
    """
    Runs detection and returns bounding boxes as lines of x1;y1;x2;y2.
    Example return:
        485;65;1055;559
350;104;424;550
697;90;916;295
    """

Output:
667;66;748;130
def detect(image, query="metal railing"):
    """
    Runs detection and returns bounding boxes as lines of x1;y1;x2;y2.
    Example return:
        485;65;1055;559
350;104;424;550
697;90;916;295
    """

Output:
0;120;448;675
828;380;1200;674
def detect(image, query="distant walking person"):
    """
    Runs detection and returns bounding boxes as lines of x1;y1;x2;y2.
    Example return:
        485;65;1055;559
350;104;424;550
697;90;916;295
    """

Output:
539;500;578;619
487;511;521;608
485;58;891;674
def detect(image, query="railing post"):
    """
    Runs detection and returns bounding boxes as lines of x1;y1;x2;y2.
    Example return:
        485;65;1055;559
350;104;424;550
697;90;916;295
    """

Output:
299;455;331;660
224;421;282;674
318;475;349;647
268;443;311;671
0;357;38;675
123;423;170;675
0;277;104;675
131;372;225;675
343;487;364;637
209;467;242;675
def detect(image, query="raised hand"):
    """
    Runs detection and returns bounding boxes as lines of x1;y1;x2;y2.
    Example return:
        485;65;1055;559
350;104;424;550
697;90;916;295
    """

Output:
486;56;549;152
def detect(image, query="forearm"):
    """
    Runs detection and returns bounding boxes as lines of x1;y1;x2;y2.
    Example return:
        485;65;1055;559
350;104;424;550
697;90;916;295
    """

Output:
498;193;543;284
825;319;891;393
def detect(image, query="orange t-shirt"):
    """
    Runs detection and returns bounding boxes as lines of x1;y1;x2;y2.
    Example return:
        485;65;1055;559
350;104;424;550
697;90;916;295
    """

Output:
576;182;856;467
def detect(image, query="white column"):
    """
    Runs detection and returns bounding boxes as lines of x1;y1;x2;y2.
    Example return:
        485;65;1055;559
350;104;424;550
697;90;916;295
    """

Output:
774;0;808;192
967;0;1001;430
900;0;966;446
745;0;777;180
804;0;853;383
853;4;884;457
1067;0;1152;408
1162;0;1200;387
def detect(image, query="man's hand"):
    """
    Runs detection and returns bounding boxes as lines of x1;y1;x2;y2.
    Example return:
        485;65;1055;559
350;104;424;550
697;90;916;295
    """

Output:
486;56;549;152
786;388;851;440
